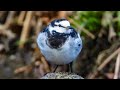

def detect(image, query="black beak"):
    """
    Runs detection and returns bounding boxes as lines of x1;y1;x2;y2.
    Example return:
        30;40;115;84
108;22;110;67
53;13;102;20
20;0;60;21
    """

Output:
66;26;74;30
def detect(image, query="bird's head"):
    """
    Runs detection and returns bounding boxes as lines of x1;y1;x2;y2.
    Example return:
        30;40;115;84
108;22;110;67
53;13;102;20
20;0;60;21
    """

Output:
48;18;71;33
42;18;78;49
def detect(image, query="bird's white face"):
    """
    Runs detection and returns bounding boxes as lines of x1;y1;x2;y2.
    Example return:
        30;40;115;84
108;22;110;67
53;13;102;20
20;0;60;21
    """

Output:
48;19;71;34
54;20;70;27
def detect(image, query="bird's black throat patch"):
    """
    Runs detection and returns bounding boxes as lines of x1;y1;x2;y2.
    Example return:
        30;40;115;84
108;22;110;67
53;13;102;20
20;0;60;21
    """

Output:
46;30;69;49
42;25;79;49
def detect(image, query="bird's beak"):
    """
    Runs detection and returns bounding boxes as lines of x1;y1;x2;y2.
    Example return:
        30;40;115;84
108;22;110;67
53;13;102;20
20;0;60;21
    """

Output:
66;26;72;30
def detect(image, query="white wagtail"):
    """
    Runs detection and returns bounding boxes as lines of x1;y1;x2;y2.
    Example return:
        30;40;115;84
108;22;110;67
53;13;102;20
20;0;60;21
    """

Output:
37;18;82;72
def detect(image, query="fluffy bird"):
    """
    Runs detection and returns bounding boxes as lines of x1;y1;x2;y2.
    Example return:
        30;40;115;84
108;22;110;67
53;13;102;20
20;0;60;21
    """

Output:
37;18;82;72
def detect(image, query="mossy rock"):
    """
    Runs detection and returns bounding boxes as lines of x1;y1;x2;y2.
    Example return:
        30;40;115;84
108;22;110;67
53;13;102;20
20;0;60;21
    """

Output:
40;72;84;79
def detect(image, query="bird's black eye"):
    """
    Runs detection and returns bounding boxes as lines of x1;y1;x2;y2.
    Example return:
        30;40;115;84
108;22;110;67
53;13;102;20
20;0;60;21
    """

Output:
58;24;62;27
78;44;81;46
58;24;66;28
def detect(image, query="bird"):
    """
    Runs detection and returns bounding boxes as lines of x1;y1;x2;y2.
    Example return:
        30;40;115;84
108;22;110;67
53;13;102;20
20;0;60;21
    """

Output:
37;18;82;73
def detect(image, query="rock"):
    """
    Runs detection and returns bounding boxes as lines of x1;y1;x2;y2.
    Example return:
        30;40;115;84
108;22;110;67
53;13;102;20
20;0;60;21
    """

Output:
40;72;84;79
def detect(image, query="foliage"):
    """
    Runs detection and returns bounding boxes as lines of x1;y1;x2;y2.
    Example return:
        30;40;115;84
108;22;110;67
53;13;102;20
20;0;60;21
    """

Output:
70;11;120;37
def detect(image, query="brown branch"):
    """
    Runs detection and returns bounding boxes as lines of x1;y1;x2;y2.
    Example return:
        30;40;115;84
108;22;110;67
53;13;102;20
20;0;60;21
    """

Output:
114;53;120;79
19;11;33;49
0;28;16;39
108;25;116;42
4;11;16;29
57;11;67;18
35;17;42;36
98;47;120;71
17;11;26;25
34;60;41;67
89;47;120;79
41;56;50;72
14;65;32;74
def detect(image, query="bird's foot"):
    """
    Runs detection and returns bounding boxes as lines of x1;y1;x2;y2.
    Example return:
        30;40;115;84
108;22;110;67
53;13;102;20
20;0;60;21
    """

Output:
68;62;73;74
53;65;58;72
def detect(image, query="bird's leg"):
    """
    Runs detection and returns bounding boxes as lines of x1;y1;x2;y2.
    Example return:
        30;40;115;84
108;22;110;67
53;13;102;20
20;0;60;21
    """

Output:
69;62;73;74
53;65;58;72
